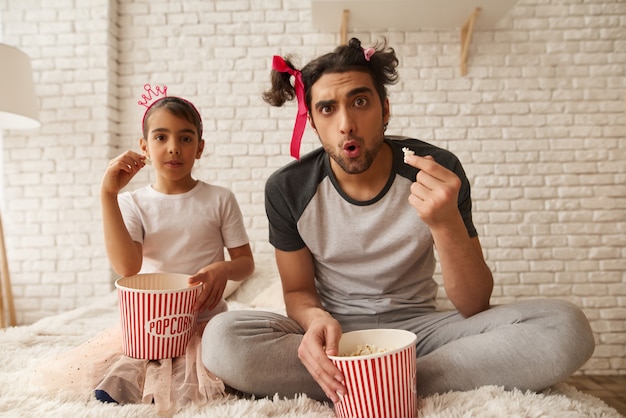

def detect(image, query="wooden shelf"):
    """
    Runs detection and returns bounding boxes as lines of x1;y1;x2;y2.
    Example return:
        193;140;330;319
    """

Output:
311;0;519;76
311;0;518;31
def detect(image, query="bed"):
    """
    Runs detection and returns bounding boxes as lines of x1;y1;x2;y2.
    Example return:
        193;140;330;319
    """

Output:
0;260;620;417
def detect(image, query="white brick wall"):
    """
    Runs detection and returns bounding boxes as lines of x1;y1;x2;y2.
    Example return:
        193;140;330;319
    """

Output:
1;0;624;375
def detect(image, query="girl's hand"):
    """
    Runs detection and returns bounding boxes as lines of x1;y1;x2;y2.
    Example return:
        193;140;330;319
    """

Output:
189;262;229;311
101;151;146;195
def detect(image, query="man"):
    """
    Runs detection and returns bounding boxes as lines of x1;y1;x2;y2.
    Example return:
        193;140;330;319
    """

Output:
202;38;594;403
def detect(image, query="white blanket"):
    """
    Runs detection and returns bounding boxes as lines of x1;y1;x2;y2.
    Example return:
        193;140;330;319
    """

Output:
0;264;621;418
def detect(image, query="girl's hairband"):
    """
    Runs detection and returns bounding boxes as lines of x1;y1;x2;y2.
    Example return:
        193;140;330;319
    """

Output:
137;84;203;137
272;56;308;160
138;84;168;129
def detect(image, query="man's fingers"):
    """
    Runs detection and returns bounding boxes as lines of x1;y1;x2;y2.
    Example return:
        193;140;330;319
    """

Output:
324;332;340;357
405;154;435;167
405;154;445;181
299;339;346;403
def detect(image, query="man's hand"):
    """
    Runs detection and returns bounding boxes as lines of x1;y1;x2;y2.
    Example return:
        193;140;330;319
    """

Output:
405;154;462;229
297;315;346;403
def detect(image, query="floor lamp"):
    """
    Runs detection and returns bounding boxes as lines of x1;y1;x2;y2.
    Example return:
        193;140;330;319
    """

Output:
0;43;41;328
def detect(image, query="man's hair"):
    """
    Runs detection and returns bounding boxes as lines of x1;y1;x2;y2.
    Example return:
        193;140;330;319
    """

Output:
142;96;203;140
263;38;399;113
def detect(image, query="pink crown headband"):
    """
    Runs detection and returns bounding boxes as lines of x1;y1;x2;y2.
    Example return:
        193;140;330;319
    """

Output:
272;56;308;160
139;83;168;129
137;84;204;139
138;83;168;108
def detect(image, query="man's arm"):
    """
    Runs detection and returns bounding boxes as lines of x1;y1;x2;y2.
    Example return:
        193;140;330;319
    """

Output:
406;154;493;317
276;247;322;324
275;247;347;403
432;225;493;317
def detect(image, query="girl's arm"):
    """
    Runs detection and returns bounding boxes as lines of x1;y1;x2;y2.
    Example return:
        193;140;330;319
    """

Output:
189;244;254;311
224;244;255;283
101;192;143;276
101;151;146;277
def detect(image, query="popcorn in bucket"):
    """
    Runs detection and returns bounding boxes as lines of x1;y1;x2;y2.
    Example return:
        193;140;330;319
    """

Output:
328;329;418;418
115;273;202;360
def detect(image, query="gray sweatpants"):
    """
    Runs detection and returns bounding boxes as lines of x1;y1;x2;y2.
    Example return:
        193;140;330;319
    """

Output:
201;299;594;401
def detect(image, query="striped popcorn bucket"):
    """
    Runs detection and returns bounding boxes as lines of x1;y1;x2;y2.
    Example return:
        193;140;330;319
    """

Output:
115;273;202;360
329;329;418;418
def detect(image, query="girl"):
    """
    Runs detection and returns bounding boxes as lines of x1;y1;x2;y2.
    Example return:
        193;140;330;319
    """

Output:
37;93;254;415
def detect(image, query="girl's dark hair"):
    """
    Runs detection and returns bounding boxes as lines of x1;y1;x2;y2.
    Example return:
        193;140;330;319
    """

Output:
142;97;203;140
262;38;399;113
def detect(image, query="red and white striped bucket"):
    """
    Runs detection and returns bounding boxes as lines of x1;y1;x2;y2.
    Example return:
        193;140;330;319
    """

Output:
329;329;418;418
115;273;202;360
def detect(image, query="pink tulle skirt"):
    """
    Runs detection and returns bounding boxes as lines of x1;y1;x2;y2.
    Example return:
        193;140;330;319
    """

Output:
32;319;225;416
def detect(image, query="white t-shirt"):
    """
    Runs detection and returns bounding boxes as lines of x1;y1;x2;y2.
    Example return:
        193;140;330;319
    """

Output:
118;180;250;275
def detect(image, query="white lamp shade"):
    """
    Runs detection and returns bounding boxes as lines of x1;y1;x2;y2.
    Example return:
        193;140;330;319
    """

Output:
0;43;41;130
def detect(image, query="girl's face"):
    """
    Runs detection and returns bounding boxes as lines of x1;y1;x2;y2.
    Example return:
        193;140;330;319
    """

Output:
140;108;204;191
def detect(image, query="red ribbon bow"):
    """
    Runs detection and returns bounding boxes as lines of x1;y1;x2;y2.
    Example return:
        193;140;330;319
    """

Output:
272;55;308;160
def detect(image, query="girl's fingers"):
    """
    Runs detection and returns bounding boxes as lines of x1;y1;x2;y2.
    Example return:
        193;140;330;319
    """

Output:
111;151;146;171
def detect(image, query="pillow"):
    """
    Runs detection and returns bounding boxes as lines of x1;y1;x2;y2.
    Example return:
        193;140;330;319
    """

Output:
223;280;242;299
249;280;284;310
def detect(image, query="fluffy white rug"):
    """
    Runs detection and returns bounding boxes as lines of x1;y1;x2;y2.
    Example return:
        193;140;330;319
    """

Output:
0;266;621;418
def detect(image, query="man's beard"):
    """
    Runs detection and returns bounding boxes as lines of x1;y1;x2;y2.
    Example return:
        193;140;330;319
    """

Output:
324;135;384;175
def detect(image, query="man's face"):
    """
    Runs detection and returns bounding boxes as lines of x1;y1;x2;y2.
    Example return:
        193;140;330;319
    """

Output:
308;71;390;175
